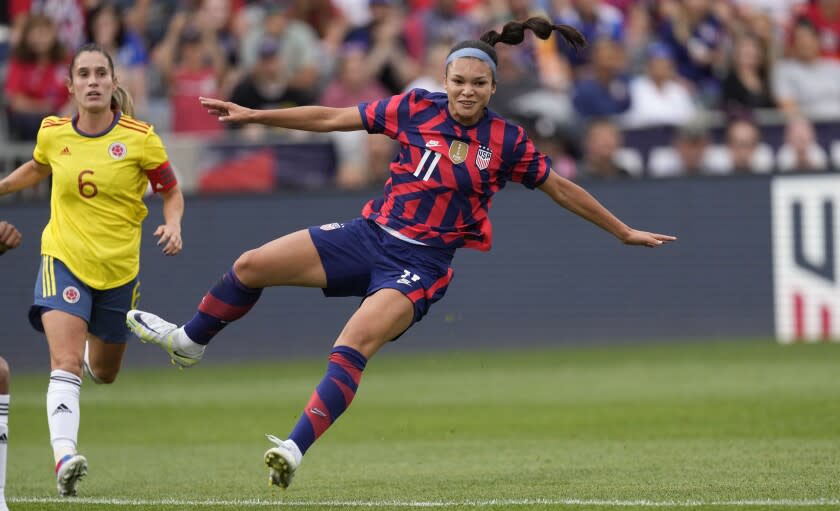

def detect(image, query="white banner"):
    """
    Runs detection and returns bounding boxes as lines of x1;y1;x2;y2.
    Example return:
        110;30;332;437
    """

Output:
772;175;839;343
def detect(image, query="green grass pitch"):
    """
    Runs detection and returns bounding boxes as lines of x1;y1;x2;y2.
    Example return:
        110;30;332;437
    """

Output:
5;339;840;510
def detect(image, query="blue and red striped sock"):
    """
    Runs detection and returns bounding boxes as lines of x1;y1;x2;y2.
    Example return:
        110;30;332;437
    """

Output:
289;346;367;455
183;269;263;345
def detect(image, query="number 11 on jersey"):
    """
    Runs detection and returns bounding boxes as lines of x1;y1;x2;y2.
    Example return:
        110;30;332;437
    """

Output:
413;149;441;182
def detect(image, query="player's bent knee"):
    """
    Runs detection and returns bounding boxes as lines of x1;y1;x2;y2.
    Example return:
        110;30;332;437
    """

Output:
232;250;263;287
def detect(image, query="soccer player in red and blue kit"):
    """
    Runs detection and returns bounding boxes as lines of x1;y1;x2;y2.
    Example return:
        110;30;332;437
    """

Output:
127;17;677;490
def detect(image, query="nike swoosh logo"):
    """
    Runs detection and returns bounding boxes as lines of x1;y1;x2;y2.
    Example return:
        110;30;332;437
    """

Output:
310;407;327;418
172;350;192;359
133;313;160;334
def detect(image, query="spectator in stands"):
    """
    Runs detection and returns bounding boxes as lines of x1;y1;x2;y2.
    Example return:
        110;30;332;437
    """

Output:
721;32;775;116
551;0;624;69
228;37;313;140
320;42;390;111
85;3;149;118
153;13;226;134
403;41;450;92
293;0;349;78
576;118;632;180
320;42;393;189
239;1;322;97
492;0;569;92
4;14;69;141
774;18;840;120
776;115;829;171
623;1;656;74
650;120;711;177
721;118;763;174
345;0;419;95
673;122;712;176
796;0;840;58
658;0;726;106
488;40;544;120
732;0;804;32
403;0;481;63
572;37;631;119
199;0;241;70
621;41;697;128
27;0;86;51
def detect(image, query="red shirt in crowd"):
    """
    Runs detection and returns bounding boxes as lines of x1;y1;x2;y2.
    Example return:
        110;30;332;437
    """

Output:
4;58;70;114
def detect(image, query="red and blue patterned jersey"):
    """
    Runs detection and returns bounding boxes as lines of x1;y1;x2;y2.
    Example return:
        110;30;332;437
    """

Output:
358;88;552;251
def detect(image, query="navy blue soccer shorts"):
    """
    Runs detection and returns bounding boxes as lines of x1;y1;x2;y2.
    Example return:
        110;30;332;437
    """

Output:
308;218;455;328
29;256;141;343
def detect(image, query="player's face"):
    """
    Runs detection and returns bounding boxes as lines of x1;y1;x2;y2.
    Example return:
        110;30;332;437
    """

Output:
444;57;496;125
69;51;116;114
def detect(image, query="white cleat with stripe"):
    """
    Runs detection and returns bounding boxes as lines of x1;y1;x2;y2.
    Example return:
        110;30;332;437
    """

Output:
55;454;88;497
126;310;204;368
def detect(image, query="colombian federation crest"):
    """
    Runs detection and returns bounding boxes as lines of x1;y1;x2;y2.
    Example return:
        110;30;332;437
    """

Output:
476;145;492;170
63;286;80;304
449;141;469;164
109;142;127;160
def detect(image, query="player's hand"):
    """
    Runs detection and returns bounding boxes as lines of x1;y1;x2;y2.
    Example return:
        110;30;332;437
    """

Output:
154;224;182;256
199;97;253;124
621;229;676;248
0;221;22;255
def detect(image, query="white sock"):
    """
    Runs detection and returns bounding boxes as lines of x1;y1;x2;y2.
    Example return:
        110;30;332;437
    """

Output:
285;439;303;465
47;370;81;465
0;394;8;509
176;327;205;355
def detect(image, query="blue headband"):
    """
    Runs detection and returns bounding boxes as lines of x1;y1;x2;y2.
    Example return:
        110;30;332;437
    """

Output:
445;48;497;78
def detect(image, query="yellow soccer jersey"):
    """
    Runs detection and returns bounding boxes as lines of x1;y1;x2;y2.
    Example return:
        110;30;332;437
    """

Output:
33;113;173;290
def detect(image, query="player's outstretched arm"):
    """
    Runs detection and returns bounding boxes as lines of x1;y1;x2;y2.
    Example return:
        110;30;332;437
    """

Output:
538;170;677;247
0;160;52;196
198;97;364;133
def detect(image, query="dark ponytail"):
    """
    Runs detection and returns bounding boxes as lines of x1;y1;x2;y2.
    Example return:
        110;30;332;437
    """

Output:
447;17;586;77
481;17;586;51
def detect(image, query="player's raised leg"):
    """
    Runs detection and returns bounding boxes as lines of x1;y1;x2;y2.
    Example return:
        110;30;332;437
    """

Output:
265;288;414;489
42;310;88;497
127;229;327;367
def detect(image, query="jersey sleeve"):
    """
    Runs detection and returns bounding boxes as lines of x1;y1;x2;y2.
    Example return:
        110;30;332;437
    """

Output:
505;127;552;189
32;117;56;165
357;91;413;139
141;127;177;193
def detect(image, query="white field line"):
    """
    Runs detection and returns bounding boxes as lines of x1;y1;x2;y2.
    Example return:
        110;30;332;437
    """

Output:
8;497;840;507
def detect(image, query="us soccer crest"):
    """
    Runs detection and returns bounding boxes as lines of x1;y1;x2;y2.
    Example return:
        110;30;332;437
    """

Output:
449;141;469;164
476;145;492;170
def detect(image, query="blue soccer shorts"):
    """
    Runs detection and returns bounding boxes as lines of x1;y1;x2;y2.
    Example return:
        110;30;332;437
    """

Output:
29;255;141;343
308;218;455;327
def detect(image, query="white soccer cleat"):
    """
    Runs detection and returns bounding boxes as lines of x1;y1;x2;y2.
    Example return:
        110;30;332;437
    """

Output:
126;310;204;368
264;435;302;490
55;453;87;497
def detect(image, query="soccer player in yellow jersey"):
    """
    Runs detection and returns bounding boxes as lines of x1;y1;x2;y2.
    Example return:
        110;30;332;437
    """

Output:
0;44;185;497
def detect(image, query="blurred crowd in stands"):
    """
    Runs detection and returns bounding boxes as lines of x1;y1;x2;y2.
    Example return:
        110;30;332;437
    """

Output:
2;0;839;191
